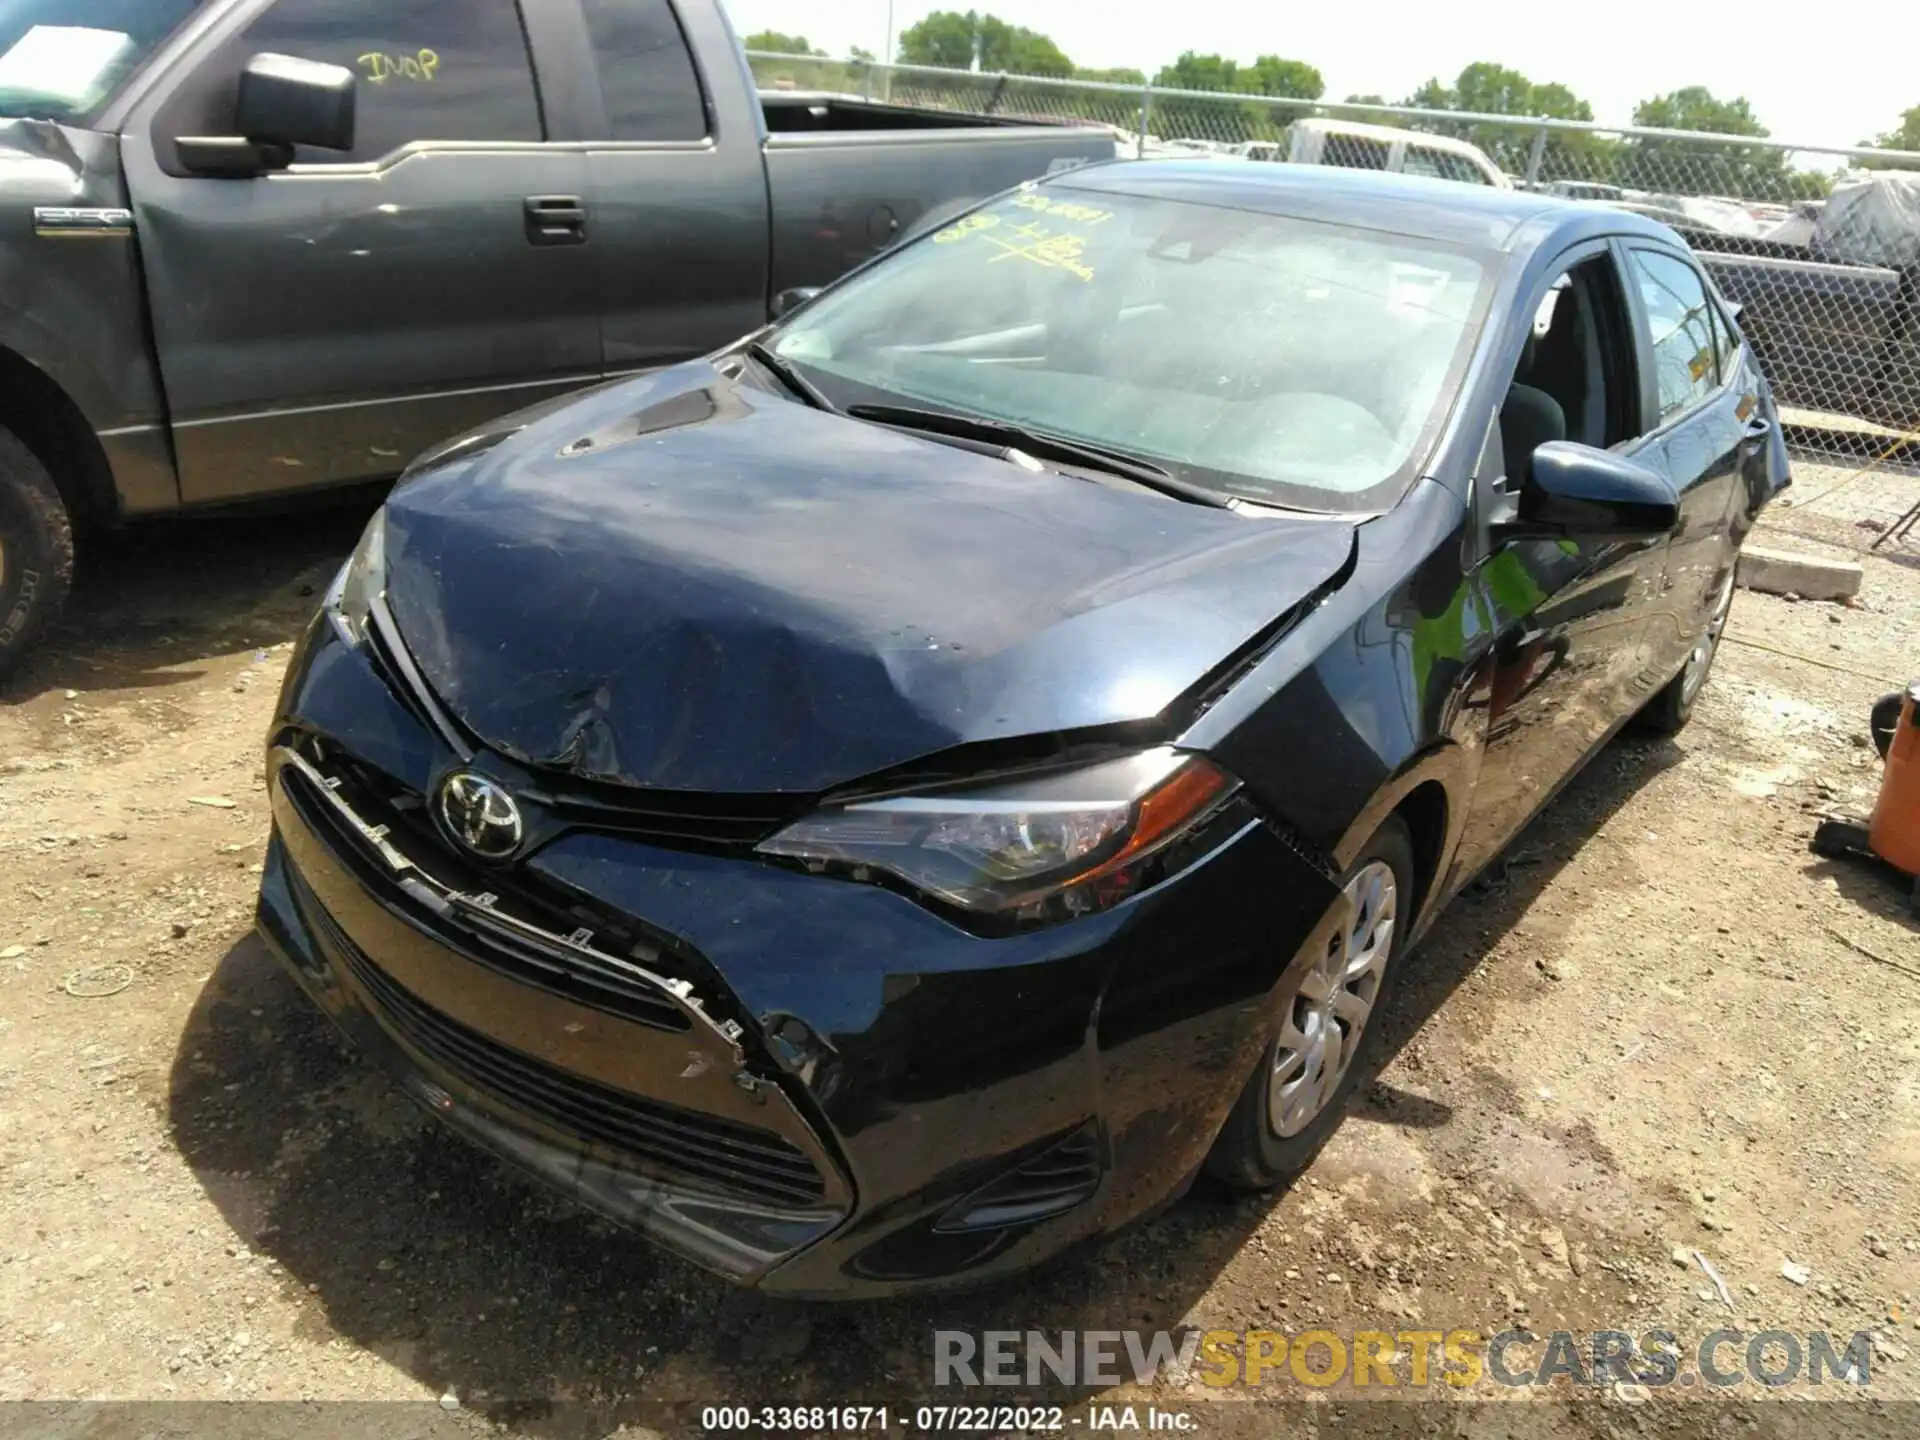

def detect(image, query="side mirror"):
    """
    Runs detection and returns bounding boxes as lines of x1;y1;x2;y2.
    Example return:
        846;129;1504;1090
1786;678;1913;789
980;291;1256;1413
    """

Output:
772;286;821;319
177;53;355;176
238;53;356;151
1497;441;1678;543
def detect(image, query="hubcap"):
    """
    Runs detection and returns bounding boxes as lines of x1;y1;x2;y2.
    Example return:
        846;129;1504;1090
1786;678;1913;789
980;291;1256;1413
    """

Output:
1680;573;1735;706
1269;860;1398;1138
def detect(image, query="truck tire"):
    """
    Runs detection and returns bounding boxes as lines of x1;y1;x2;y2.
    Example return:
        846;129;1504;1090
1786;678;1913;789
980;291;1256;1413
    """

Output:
0;429;74;683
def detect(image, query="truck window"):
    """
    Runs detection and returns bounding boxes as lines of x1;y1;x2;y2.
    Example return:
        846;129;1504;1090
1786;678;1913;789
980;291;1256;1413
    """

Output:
1404;146;1489;186
1628;249;1719;423
1322;133;1392;171
240;0;542;161
0;0;204;121
579;0;706;142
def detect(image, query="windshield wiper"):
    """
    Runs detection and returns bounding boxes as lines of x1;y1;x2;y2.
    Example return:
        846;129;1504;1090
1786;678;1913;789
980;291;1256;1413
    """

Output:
846;403;1232;509
744;340;836;413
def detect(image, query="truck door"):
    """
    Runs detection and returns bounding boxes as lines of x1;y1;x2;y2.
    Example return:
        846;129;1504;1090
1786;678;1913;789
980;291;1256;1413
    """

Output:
119;0;603;502
556;0;772;374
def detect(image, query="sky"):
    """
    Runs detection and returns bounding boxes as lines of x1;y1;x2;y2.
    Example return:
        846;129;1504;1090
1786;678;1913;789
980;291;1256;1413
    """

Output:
718;0;1917;155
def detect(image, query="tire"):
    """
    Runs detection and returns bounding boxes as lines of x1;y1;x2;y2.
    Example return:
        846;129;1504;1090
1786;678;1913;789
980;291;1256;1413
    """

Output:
1205;815;1415;1189
0;428;75;683
1871;692;1903;761
1638;567;1735;736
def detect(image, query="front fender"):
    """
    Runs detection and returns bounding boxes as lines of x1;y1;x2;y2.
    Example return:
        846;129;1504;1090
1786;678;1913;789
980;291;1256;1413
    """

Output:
1177;480;1487;936
0;120;174;513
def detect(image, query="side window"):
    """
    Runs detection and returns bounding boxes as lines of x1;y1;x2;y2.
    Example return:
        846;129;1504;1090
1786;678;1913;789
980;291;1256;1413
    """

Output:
580;0;707;142
240;0;543;162
1322;134;1391;171
1405;147;1488;186
1502;254;1636;484
1628;249;1720;423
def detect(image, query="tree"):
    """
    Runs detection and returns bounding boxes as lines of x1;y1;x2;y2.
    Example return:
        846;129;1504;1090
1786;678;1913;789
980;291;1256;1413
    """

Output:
1149;51;1321;144
1240;55;1323;102
1400;62;1605;181
743;31;821;56
1860;104;1920;166
897;11;1073;78
1624;86;1799;201
1075;65;1147;87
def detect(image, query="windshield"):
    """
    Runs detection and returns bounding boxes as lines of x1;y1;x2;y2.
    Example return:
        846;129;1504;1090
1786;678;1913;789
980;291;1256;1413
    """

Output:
0;0;201;121
771;185;1495;512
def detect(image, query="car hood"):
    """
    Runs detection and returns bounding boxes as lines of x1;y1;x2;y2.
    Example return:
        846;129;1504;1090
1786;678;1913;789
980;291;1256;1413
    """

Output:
383;361;1358;794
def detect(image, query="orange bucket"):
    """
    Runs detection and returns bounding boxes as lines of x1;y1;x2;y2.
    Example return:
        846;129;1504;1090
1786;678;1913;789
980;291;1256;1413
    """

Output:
1869;682;1920;875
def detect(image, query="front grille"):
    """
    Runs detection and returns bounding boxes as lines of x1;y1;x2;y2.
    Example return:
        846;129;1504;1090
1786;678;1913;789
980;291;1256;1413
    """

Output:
279;755;692;1032
299;881;829;1208
534;784;800;849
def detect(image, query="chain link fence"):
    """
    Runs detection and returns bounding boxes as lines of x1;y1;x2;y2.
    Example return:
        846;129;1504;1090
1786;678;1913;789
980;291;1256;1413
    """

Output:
750;52;1920;476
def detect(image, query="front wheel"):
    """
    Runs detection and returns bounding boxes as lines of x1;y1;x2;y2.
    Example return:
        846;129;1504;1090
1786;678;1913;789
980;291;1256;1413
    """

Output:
0;429;75;683
1205;816;1414;1189
1638;568;1735;736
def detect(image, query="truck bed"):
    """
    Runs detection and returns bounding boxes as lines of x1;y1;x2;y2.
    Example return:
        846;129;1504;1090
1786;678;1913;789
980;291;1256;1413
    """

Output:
758;95;1116;299
1685;230;1918;433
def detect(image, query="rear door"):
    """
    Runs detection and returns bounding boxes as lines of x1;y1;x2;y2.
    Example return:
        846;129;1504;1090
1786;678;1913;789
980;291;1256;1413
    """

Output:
1618;244;1749;684
121;0;602;502
560;0;771;374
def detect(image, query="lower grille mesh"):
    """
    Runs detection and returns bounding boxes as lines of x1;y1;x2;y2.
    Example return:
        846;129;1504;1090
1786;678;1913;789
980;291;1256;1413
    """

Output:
298;882;828;1208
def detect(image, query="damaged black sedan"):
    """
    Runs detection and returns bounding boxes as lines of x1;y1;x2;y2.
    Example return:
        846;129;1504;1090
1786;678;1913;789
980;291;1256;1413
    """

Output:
257;163;1789;1296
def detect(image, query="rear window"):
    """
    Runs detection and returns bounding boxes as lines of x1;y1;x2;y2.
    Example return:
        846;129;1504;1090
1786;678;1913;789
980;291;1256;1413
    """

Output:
1403;146;1490;186
770;185;1495;512
579;0;706;141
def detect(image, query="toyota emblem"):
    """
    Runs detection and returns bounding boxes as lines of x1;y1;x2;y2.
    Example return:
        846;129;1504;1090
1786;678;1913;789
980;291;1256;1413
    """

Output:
436;771;524;860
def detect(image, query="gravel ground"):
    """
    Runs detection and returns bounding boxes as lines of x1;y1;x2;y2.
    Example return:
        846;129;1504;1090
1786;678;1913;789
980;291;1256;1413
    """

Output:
1;458;1917;1436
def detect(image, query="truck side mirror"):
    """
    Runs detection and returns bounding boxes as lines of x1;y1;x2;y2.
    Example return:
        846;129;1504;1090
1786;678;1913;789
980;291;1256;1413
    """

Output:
237;53;356;151
177;53;356;177
772;287;822;319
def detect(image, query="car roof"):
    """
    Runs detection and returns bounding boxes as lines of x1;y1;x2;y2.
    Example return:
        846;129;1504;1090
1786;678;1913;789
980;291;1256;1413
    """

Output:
1050;159;1682;255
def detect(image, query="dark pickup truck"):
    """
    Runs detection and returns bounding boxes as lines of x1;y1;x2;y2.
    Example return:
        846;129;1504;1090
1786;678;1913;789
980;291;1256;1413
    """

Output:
0;0;1117;676
1676;179;1920;442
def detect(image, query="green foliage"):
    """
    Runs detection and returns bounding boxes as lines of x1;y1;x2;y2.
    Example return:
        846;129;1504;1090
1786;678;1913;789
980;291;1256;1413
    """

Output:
1076;65;1147;87
898;10;1074;77
743;31;821;56
1397;62;1601;178
1622;87;1807;201
1860;104;1920;166
1149;50;1322;144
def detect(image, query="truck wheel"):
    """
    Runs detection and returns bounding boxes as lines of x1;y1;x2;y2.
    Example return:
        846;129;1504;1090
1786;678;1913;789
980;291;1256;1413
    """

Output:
0;429;74;682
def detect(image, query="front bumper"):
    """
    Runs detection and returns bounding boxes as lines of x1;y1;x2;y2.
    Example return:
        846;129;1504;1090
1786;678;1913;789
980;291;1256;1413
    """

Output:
258;616;1343;1296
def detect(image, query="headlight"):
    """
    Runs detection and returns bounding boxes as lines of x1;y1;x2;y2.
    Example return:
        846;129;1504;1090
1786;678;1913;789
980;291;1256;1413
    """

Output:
329;509;387;646
758;748;1240;921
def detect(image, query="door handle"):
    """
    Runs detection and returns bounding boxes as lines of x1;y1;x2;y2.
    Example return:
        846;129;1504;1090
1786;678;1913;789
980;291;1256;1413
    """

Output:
525;195;588;246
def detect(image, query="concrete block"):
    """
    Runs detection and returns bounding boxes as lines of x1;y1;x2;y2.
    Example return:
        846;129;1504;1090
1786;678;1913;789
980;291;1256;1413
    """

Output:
1736;545;1863;602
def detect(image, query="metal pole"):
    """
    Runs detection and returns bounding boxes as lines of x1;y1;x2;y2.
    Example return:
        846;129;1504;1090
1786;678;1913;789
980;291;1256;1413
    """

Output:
881;0;895;102
1523;124;1547;189
1137;80;1152;158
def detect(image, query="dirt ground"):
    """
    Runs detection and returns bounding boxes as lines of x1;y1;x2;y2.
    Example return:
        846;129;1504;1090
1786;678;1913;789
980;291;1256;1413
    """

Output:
1;454;1918;1437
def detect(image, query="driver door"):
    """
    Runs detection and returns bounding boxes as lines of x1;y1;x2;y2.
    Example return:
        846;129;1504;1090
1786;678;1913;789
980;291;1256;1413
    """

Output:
1449;243;1673;880
119;0;602;503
